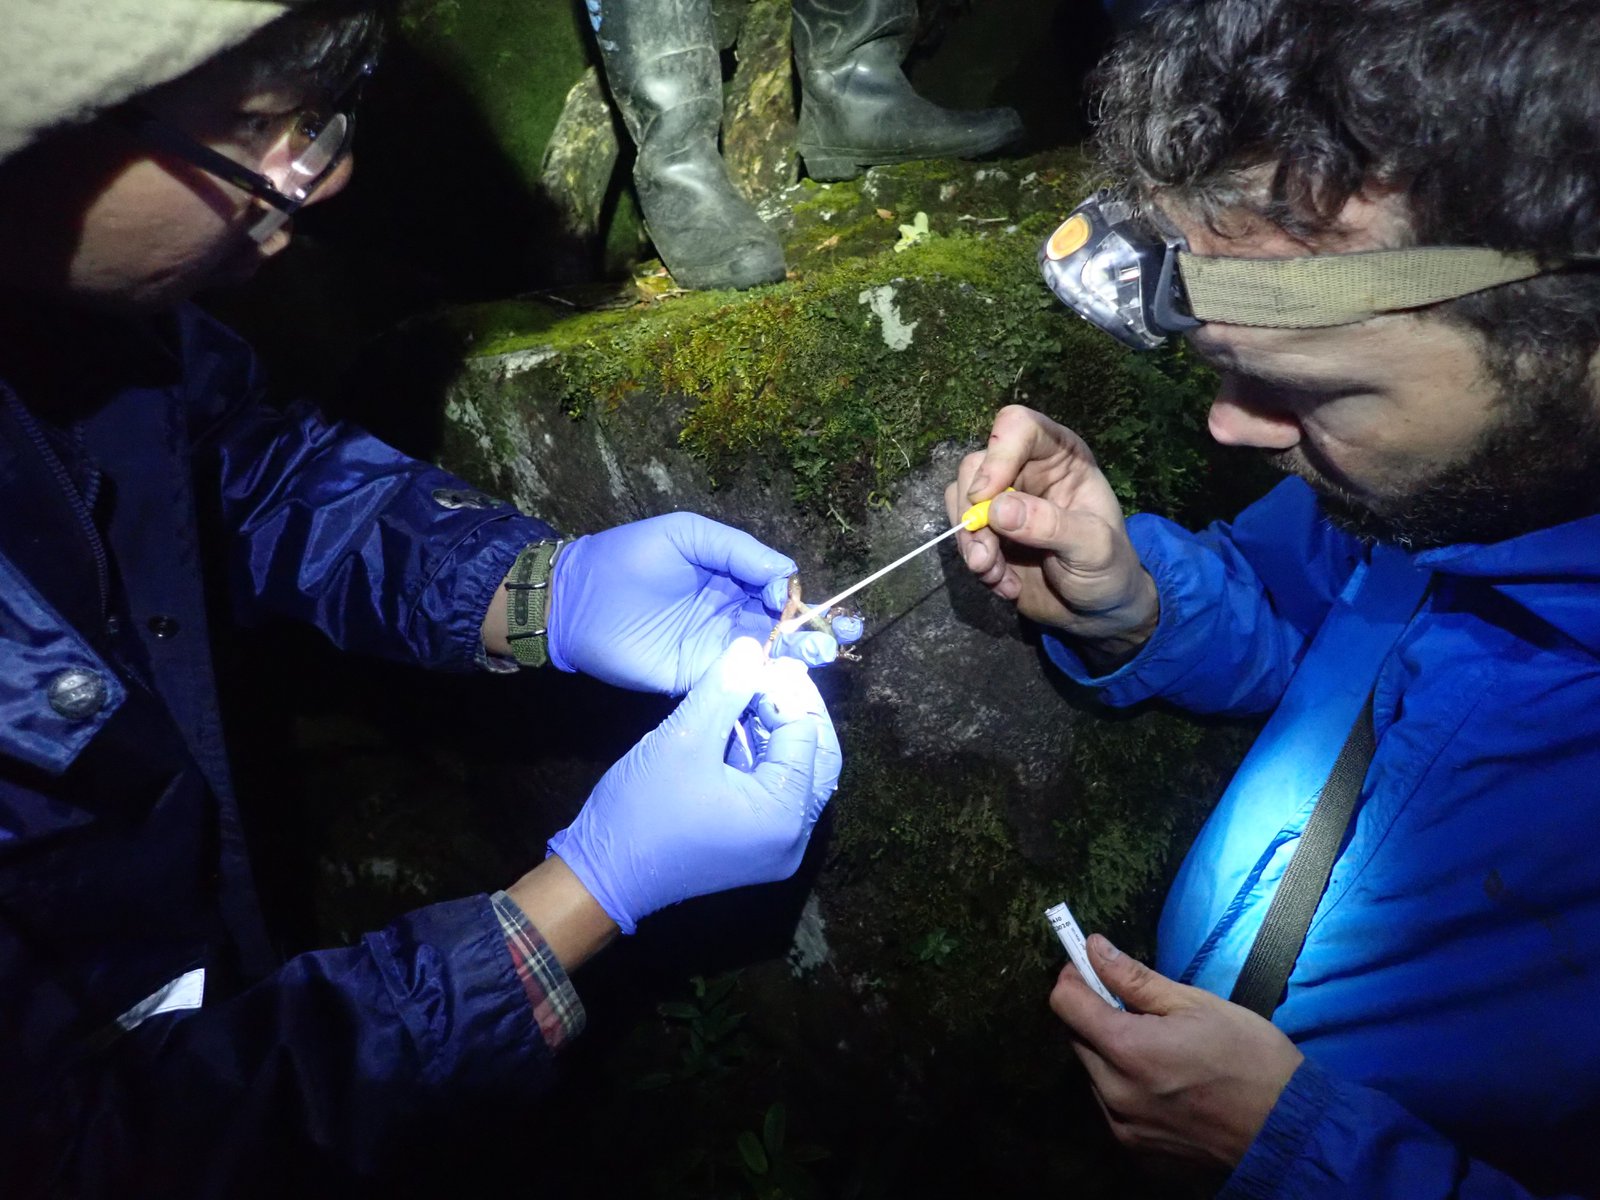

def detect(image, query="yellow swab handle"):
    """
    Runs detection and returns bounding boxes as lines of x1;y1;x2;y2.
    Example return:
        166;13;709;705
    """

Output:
959;487;1015;532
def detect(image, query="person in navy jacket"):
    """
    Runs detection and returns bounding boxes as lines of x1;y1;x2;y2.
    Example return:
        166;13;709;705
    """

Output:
951;0;1600;1196
0;1;853;1193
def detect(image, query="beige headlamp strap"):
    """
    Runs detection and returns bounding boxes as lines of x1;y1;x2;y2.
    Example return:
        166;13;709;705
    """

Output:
1177;246;1548;329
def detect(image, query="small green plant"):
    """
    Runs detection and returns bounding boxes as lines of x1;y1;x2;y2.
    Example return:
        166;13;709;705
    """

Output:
911;927;960;966
735;1103;831;1200
639;972;749;1087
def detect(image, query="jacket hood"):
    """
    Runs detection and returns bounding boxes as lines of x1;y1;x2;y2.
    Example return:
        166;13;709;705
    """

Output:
1414;512;1600;654
2;0;300;165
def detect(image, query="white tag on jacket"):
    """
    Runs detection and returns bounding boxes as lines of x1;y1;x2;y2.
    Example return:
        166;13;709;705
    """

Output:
115;967;206;1031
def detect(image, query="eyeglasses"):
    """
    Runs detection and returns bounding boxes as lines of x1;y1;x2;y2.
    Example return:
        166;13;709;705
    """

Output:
119;56;376;244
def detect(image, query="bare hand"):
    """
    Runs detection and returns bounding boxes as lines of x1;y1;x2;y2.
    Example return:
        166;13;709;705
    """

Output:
946;406;1158;658
1051;934;1305;1169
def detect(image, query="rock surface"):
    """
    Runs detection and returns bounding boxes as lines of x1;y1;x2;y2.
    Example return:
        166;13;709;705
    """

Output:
538;68;621;247
723;0;801;204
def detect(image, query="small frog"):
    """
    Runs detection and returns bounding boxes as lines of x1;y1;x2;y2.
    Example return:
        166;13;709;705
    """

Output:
766;575;863;662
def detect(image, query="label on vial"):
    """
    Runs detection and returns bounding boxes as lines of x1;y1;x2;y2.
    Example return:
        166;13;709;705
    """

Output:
1044;902;1124;1010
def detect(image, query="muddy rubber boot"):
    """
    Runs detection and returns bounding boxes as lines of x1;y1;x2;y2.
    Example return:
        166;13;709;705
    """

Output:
592;0;786;289
792;0;1024;181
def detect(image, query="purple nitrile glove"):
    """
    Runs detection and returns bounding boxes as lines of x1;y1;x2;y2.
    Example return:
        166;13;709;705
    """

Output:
547;638;841;934
546;512;851;693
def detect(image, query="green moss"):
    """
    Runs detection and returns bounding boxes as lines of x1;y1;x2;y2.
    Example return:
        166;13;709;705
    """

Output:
439;295;638;359
784;178;900;262
400;0;595;197
432;154;1215;534
826;733;1036;1027
825;706;1245;1030
1049;709;1244;931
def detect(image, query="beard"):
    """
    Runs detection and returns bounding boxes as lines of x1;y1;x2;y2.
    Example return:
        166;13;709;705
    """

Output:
1265;370;1600;551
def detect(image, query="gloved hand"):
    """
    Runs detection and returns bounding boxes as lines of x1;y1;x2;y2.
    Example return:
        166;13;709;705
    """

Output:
547;512;860;693
547;638;841;934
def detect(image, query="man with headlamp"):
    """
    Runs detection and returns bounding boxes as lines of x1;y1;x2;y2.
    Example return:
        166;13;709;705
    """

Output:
952;0;1600;1196
0;0;855;1192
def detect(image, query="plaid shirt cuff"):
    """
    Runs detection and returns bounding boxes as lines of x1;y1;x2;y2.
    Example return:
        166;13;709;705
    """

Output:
490;889;586;1052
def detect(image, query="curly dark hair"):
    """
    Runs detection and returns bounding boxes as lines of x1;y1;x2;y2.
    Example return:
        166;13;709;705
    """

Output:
1094;0;1600;394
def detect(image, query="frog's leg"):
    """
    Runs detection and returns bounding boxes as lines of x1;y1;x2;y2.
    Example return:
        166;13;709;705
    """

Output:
766;574;805;657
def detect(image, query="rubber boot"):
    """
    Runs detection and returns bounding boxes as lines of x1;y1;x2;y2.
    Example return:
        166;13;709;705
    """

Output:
792;0;1024;181
591;0;786;289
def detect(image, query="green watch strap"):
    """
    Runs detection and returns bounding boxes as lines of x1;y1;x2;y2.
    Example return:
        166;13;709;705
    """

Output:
504;539;561;668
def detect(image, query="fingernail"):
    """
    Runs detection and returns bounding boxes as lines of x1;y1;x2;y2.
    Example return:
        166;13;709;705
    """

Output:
1091;934;1120;961
991;495;1021;529
969;470;991;499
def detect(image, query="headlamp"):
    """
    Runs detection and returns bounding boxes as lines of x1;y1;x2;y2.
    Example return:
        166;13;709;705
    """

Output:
1038;191;1198;350
1040;189;1565;350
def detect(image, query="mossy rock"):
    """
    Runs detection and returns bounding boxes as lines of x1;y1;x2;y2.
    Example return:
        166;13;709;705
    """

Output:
426;152;1217;527
398;0;596;198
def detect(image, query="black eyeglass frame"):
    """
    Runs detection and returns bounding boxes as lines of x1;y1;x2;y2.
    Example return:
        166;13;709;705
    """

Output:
114;55;378;217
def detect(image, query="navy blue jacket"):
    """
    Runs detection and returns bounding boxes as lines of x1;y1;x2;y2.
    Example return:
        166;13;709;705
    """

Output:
0;306;560;1194
1049;479;1600;1198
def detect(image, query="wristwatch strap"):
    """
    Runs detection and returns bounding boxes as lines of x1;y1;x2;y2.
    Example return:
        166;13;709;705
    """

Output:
505;540;561;668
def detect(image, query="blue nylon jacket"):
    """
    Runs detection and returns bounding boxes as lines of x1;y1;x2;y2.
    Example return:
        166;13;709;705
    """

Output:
0;305;562;1194
1047;478;1600;1199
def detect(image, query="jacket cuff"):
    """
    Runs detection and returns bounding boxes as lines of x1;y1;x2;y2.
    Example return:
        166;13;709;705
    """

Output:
1039;513;1204;704
1218;1057;1337;1200
363;894;557;1095
424;514;556;672
489;890;586;1052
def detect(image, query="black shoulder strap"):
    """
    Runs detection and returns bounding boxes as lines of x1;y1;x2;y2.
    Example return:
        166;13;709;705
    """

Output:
1229;693;1375;1019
